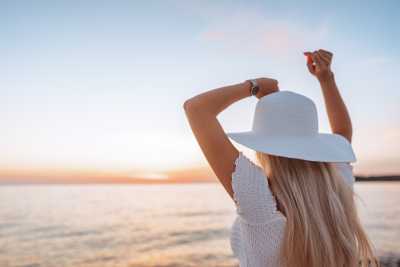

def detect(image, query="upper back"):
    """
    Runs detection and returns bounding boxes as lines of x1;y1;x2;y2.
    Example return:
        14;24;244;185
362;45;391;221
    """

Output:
230;151;355;267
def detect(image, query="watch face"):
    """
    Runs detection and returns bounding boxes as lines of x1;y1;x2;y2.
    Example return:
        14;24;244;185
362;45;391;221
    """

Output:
252;86;259;96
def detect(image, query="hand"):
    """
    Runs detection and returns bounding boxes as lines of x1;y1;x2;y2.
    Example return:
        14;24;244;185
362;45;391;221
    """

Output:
254;78;279;99
304;49;334;83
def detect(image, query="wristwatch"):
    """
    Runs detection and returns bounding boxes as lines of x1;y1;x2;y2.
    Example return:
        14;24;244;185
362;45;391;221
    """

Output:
247;79;260;96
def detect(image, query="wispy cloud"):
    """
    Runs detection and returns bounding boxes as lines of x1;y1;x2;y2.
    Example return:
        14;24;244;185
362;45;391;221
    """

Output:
197;8;329;57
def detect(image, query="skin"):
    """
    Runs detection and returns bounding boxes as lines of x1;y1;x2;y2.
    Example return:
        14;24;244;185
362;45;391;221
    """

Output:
304;49;353;143
183;49;353;200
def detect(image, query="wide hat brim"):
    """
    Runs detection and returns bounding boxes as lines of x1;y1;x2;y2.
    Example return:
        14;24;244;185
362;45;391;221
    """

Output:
227;131;356;163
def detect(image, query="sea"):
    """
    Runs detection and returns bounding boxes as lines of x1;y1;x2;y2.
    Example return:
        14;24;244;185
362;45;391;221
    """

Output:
0;183;399;267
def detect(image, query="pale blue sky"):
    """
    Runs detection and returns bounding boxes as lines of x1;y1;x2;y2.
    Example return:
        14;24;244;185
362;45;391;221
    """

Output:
1;0;399;177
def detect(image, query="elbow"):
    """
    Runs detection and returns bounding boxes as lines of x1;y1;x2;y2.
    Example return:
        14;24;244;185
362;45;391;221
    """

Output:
183;96;214;117
183;98;200;115
183;99;192;112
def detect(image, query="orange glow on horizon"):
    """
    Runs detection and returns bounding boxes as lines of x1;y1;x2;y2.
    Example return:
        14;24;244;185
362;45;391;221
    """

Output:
0;159;399;184
0;164;217;184
129;172;169;180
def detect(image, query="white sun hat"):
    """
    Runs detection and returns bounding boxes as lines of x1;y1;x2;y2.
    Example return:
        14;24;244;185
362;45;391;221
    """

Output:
227;90;356;162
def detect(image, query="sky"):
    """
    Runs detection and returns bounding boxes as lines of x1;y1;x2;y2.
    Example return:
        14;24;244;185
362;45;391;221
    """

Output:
1;0;399;183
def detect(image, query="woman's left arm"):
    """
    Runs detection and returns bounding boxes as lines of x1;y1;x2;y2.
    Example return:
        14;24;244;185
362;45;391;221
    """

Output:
183;78;278;199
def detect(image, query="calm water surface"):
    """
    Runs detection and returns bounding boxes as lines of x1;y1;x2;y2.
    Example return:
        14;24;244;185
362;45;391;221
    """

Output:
0;183;399;267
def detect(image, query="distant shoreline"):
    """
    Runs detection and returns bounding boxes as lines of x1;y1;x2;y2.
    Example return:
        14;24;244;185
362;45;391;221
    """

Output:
355;176;400;182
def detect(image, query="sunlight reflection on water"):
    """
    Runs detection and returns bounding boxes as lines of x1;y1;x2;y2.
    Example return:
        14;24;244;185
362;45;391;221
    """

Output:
0;183;399;267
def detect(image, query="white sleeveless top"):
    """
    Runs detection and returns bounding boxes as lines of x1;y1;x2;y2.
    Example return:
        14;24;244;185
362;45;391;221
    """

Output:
229;151;355;267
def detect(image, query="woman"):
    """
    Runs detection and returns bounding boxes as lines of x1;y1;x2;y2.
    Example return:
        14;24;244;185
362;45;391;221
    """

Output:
183;49;378;267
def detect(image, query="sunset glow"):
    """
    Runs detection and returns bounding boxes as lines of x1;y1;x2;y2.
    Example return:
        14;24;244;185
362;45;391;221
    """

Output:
129;172;169;180
1;1;399;183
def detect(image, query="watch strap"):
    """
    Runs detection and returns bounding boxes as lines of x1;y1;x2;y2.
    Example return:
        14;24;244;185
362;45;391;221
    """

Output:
248;79;259;96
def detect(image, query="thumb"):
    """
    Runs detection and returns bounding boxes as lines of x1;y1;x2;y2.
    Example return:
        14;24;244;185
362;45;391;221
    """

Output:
304;53;315;74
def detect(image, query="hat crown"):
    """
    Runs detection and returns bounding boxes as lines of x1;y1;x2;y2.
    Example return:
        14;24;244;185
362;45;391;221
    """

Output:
252;91;318;136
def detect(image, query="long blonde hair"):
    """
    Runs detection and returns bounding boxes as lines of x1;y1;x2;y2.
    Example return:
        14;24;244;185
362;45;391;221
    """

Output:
256;151;379;267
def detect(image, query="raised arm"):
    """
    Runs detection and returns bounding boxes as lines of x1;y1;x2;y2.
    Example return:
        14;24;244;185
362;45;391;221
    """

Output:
183;78;278;199
304;49;353;143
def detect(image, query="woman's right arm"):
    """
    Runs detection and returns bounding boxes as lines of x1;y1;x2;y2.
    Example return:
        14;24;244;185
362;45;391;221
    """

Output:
304;49;353;143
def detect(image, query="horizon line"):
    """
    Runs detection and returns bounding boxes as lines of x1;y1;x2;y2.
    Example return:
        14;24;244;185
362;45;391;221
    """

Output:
1;175;400;186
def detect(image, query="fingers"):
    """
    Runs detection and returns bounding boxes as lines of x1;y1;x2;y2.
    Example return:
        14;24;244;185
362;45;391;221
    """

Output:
312;52;324;69
304;50;333;80
269;78;280;91
306;59;315;74
312;50;333;70
255;78;279;99
271;79;279;89
304;50;333;65
317;49;332;65
316;52;330;66
319;49;333;58
304;50;332;57
304;52;313;64
304;51;316;74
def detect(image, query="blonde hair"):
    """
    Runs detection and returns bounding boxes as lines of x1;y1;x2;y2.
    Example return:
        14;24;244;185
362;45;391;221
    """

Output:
256;151;379;267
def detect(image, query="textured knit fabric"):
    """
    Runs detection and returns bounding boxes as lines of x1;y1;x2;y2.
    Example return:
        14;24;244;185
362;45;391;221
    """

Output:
229;151;355;267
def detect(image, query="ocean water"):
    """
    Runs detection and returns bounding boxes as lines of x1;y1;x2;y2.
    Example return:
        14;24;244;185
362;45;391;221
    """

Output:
0;183;399;267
